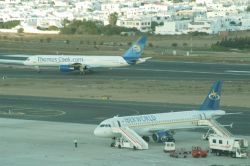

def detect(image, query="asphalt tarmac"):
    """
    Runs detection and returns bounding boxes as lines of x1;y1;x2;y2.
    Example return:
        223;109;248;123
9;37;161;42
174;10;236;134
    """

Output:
0;95;249;136
2;118;249;166
0;60;250;80
0;59;249;136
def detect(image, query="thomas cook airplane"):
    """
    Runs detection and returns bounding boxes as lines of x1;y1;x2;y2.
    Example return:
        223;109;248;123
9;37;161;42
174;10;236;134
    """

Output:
0;36;151;74
0;36;150;74
94;80;230;149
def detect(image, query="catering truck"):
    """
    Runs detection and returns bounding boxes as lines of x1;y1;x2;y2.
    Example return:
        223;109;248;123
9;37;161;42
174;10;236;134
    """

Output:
209;134;248;158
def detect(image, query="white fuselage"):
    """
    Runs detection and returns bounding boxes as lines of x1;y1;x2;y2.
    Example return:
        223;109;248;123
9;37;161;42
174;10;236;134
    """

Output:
94;110;226;138
23;55;130;68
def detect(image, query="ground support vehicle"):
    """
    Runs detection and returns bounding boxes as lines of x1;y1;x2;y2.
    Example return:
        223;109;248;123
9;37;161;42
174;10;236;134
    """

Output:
209;134;248;158
164;142;175;153
169;148;190;158
192;146;208;158
110;137;137;149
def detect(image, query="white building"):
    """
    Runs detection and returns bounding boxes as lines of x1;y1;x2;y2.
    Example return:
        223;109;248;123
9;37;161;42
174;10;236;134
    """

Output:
241;14;250;30
4;0;21;4
101;3;121;13
117;16;151;32
196;0;213;4
187;19;221;34
155;20;190;35
75;1;101;12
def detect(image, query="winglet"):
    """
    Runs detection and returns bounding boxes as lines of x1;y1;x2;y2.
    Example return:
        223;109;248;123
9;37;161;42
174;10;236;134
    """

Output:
123;36;147;64
199;80;222;111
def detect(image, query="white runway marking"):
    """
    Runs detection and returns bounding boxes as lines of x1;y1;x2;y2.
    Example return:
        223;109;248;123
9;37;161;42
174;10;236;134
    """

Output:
225;70;250;74
116;68;250;76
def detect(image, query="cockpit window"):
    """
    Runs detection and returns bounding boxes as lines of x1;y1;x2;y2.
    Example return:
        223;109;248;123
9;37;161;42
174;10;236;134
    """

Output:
100;124;111;127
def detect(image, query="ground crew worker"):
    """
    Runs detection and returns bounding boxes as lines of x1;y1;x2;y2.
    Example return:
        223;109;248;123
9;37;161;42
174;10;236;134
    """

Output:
74;139;78;148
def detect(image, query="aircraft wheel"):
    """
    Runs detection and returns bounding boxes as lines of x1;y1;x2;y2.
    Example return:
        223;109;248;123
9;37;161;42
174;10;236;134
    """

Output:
231;153;236;158
110;143;115;147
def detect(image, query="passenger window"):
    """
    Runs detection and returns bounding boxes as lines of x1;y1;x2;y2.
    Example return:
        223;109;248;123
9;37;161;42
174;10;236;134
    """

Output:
213;139;216;143
219;140;223;144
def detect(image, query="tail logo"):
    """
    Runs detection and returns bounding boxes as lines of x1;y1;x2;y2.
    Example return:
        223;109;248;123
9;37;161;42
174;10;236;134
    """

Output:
208;90;220;101
132;44;141;53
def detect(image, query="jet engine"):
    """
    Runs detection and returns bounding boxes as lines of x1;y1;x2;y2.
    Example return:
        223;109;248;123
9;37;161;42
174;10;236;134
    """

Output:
152;131;174;143
59;65;74;72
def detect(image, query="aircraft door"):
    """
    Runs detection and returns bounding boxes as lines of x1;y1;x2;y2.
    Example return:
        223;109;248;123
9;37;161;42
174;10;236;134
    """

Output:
199;113;207;120
117;121;121;127
112;120;122;127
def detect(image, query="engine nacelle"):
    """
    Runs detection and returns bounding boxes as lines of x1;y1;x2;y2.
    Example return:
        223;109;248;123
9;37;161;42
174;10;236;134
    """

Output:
59;65;74;72
152;131;174;143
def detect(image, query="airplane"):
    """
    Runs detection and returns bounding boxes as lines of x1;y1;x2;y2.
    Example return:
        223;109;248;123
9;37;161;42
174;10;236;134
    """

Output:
17;36;149;74
94;80;229;149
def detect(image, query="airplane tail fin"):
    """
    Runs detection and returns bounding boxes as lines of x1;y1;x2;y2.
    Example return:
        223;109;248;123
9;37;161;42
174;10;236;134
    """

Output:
199;80;222;111
122;36;147;64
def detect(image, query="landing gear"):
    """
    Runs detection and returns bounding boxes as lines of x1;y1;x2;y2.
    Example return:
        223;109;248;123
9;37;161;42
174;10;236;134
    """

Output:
71;63;88;75
216;151;221;156
34;66;40;73
142;136;150;142
79;66;85;75
110;142;115;147
79;65;88;75
231;153;236;158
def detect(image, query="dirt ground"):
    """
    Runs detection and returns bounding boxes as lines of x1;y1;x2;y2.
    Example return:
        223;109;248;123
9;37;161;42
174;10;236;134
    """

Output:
0;78;250;108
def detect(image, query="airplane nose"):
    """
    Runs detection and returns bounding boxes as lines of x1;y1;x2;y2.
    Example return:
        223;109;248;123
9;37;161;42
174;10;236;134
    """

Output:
23;60;30;65
94;127;101;136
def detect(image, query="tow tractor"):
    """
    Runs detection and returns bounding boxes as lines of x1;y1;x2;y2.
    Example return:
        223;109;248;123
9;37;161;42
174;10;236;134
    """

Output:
164;142;175;153
209;134;248;158
192;146;208;158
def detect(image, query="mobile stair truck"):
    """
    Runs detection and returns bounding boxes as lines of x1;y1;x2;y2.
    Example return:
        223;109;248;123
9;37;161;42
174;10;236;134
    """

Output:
208;134;248;158
111;127;148;150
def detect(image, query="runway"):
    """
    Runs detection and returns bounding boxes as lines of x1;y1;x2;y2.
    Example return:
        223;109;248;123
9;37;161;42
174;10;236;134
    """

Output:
0;60;250;80
0;95;249;136
0;58;249;136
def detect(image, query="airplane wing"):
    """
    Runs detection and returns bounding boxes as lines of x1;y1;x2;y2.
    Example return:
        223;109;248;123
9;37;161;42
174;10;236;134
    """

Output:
136;57;152;64
148;126;196;133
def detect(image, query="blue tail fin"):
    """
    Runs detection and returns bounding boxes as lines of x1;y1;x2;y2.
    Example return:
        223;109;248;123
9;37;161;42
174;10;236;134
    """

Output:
123;36;147;64
199;80;222;111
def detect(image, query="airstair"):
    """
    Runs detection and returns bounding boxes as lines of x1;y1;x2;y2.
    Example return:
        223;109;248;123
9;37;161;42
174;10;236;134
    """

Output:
198;119;232;138
112;127;148;150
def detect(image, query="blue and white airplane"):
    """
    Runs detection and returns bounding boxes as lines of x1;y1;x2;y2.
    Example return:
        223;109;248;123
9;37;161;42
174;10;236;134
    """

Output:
20;36;150;74
94;80;226;145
